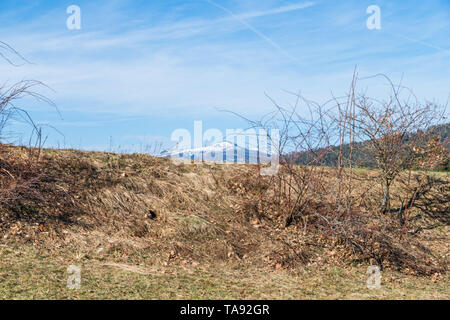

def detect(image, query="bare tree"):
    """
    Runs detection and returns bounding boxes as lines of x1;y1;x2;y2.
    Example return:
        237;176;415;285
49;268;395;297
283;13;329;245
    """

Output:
0;41;61;159
0;40;31;66
225;90;336;228
350;74;445;213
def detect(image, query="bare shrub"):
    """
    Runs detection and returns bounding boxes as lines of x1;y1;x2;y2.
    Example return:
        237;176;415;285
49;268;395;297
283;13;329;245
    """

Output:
349;74;446;214
0;43;57;209
231;71;448;274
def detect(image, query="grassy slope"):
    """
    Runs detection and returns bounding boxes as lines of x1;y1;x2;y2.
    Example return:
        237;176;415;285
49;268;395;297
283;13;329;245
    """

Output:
1;244;448;300
0;146;448;299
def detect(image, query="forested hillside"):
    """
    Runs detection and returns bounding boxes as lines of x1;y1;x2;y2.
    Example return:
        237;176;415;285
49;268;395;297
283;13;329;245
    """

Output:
292;123;449;171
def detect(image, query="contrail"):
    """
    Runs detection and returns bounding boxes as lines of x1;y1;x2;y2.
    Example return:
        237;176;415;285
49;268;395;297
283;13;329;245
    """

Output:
204;0;312;65
387;31;450;56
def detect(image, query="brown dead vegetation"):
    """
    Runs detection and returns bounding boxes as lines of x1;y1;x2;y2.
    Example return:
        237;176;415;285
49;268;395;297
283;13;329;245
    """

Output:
0;145;447;277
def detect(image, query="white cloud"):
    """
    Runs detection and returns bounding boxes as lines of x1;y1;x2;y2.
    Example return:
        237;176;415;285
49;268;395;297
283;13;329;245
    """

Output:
0;0;449;121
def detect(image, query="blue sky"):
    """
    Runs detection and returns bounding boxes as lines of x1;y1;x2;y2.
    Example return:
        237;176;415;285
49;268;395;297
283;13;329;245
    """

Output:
0;0;449;152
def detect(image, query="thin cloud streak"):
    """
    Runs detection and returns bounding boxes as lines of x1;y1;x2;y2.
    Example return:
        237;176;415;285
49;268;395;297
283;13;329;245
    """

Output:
234;2;315;20
204;0;311;65
388;31;450;56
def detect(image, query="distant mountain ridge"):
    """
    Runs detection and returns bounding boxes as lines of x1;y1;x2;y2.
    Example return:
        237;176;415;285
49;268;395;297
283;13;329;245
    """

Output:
160;141;272;164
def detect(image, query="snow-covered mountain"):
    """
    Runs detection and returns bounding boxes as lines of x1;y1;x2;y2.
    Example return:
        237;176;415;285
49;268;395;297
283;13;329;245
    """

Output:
159;141;272;164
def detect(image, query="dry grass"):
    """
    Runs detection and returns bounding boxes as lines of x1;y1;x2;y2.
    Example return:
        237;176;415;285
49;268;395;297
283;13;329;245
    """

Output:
0;244;448;300
0;145;448;299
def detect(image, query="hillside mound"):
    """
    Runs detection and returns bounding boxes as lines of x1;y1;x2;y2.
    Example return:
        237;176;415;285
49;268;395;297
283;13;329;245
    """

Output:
0;145;448;276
